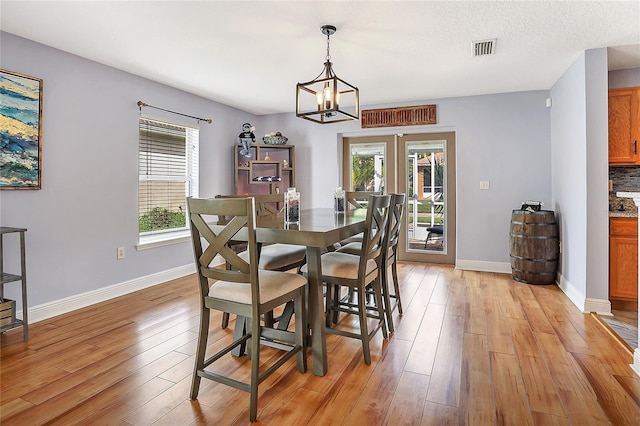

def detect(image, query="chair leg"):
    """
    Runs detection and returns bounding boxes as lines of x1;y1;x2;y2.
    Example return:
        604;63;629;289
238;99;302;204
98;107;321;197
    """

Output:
325;284;333;327
231;316;247;357
332;284;340;325
249;314;260;422
221;312;230;329
276;300;295;331
264;311;274;328
190;306;210;400
391;259;403;314
294;292;307;373
357;284;372;365
380;264;395;334
372;277;388;339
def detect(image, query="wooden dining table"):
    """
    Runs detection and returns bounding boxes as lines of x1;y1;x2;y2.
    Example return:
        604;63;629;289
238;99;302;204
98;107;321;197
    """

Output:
218;207;367;376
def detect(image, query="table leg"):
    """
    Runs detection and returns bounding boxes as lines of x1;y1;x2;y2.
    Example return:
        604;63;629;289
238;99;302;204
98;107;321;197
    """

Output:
306;246;327;376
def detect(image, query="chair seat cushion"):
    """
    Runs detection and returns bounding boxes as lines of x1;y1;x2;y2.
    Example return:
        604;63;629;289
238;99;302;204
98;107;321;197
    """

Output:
427;226;443;234
301;252;377;280
209;270;306;304
337;242;394;260
239;243;306;270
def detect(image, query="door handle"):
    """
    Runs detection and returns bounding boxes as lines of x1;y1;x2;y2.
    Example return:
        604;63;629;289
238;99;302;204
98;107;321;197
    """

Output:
635;140;638;155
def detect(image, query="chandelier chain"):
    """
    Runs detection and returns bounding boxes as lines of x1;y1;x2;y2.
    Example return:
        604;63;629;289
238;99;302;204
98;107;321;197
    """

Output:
326;32;331;62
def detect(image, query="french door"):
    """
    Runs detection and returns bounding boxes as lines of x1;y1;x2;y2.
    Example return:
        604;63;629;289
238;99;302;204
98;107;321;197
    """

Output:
342;132;456;264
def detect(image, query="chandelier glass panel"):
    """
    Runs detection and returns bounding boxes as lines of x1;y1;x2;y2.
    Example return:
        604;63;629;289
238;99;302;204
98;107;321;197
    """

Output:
296;25;359;124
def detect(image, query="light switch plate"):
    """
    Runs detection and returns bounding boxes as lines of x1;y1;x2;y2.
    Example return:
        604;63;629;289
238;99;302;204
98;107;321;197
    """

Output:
480;180;490;190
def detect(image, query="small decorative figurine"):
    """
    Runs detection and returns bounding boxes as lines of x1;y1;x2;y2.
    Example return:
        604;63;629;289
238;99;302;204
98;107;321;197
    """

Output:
238;122;255;158
283;159;288;168
264;153;271;161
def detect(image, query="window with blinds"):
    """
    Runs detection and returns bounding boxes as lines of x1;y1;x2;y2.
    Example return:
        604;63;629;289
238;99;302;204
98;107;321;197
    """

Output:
138;117;199;235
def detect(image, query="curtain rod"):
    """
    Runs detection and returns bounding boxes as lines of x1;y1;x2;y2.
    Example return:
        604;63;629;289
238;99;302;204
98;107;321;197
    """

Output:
137;101;212;124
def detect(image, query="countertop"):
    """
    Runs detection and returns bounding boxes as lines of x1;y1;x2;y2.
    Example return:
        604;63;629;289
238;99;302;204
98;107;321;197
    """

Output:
610;211;638;218
613;192;639;217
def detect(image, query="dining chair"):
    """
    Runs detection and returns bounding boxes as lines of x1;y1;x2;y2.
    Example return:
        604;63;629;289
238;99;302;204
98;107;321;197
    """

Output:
423;192;444;249
345;191;382;209
302;194;391;365
337;193;406;333
216;194;307;329
339;191;382;246
187;197;307;422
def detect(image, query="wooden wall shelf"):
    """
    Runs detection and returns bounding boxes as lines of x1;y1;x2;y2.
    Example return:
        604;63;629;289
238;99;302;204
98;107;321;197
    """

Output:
234;143;295;195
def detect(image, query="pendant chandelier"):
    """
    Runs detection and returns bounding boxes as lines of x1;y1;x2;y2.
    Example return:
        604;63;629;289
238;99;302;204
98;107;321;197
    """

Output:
296;25;359;124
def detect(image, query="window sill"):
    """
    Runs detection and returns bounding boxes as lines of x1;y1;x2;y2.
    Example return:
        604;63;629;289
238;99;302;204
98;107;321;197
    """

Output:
136;230;191;251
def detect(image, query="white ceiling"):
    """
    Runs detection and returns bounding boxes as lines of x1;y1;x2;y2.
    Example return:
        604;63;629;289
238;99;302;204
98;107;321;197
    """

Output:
2;1;639;116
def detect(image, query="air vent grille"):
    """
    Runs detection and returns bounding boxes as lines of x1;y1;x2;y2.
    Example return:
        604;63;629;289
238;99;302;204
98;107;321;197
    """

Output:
473;39;496;57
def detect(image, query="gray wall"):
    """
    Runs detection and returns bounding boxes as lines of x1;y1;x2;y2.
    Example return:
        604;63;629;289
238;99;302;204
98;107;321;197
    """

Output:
261;91;552;265
1;31;553;315
0;32;255;307
609;67;640;88
550;48;609;308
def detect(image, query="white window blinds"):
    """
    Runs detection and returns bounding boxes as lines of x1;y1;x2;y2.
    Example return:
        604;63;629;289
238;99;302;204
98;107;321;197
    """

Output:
138;117;199;235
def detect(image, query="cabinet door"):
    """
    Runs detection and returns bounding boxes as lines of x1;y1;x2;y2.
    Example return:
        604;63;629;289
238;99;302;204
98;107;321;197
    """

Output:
610;235;638;301
609;88;639;165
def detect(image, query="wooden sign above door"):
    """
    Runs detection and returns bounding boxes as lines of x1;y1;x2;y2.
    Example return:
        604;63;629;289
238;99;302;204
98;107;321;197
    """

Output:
361;104;436;128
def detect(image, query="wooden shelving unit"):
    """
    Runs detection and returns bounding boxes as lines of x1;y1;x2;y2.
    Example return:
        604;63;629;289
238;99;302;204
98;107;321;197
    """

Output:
234;143;295;195
0;227;29;341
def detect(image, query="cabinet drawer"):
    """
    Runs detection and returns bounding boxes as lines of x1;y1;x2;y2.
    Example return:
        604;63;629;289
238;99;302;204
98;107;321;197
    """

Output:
610;217;638;236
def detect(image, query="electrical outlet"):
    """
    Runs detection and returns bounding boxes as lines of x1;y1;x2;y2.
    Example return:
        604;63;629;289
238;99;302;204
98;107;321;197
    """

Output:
479;180;490;190
117;246;125;260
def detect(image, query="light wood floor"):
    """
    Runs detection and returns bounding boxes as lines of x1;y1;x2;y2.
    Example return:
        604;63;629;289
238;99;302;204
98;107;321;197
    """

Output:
2;263;640;425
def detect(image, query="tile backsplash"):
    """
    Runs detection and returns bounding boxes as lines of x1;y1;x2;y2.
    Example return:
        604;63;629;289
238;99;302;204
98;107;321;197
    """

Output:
609;166;640;213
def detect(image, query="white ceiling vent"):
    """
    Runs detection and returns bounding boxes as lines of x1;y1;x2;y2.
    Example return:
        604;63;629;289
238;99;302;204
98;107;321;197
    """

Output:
473;39;496;57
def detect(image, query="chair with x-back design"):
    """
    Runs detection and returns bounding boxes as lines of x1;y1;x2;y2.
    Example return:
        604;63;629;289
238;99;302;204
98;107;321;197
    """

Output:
303;194;391;365
187;197;307;422
216;193;307;330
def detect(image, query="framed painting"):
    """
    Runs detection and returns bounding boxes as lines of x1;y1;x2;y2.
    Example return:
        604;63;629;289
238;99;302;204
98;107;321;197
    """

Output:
0;69;43;189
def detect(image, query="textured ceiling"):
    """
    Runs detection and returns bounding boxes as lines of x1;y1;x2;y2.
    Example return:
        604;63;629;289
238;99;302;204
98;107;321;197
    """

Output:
2;1;639;115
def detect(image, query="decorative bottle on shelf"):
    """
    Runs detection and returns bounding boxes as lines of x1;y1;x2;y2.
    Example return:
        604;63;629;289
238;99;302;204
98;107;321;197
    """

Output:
334;187;345;214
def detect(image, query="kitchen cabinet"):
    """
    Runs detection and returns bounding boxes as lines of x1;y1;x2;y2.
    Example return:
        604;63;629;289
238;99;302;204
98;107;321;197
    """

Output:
234;143;295;195
609;87;640;165
610;217;638;309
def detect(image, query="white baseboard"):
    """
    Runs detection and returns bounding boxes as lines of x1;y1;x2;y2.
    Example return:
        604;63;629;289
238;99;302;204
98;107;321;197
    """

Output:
584;298;612;316
556;272;585;312
631;349;640;377
555;272;612;315
455;259;511;274
18;263;197;324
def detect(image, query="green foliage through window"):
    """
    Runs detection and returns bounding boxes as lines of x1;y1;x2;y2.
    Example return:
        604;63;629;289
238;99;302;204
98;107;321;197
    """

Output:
139;207;186;232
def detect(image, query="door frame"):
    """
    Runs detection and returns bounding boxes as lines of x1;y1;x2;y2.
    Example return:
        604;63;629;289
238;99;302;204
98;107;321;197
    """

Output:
398;132;456;264
341;131;456;265
342;135;396;193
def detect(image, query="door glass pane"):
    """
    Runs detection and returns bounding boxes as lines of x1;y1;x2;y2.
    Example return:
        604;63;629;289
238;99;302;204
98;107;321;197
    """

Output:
406;141;446;252
349;143;385;192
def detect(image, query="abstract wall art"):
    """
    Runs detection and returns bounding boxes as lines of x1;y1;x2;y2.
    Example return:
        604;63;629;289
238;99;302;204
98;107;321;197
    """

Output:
0;69;43;189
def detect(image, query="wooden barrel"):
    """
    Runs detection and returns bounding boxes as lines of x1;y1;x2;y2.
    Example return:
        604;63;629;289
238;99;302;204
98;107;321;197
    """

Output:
509;210;559;284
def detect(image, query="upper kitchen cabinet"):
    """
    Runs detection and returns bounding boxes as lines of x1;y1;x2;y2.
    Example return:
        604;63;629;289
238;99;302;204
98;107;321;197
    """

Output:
609;87;640;165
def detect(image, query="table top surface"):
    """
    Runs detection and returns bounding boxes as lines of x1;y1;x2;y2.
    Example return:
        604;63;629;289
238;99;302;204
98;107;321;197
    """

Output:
216;208;367;248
